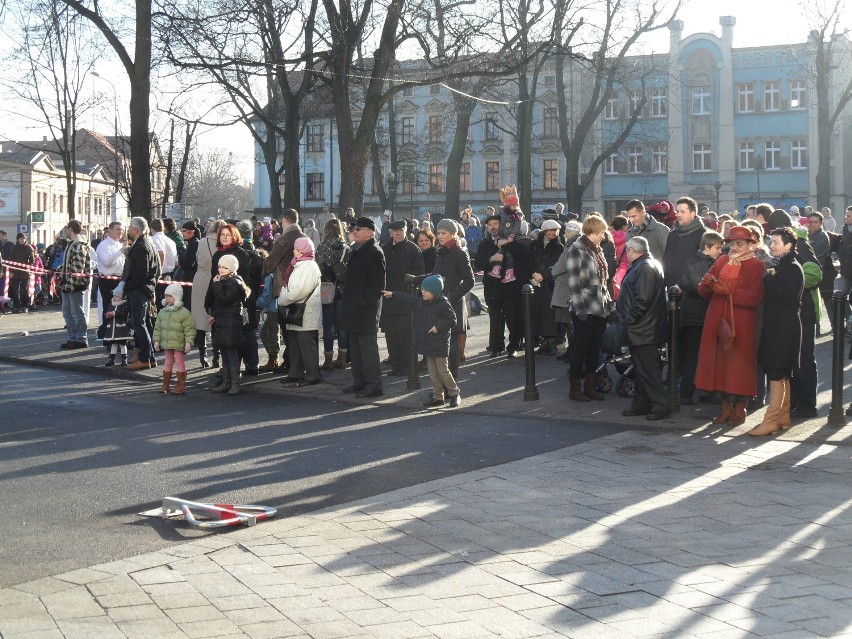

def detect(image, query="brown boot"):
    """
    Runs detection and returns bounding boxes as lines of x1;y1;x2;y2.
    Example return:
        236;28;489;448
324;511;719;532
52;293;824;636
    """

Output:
160;370;173;394
173;371;187;395
334;349;348;369
570;377;590;402
729;400;748;426
259;356;278;372
778;378;792;429
583;373;605;400
748;381;782;436
320;351;335;371
712;400;732;424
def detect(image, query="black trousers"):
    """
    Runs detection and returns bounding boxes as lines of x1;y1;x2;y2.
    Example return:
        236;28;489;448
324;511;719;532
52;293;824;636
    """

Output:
486;292;523;353
97;277;117;323
569;314;606;379
630;343;668;413
383;315;410;371
349;331;382;391
791;321;817;410
679;326;703;398
288;329;321;382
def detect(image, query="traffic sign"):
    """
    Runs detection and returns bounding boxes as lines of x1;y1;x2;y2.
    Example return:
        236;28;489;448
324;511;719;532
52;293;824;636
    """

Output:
17;223;29;236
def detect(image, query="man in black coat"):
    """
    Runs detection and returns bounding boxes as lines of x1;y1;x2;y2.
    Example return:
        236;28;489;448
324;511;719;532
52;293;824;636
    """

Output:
663;196;706;289
381;219;424;375
340;217;386;398
617;236;669;420
474;215;510;356
121;217;161;370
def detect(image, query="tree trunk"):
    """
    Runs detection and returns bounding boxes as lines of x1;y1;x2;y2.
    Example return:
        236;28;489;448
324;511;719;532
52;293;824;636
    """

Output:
128;0;152;220
162;119;174;216
516;76;533;215
173;122;194;203
444;95;475;219
281;106;301;212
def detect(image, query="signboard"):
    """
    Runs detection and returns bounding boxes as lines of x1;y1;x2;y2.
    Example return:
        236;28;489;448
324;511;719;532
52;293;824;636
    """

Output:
29;211;45;223
17;223;29;236
0;187;21;215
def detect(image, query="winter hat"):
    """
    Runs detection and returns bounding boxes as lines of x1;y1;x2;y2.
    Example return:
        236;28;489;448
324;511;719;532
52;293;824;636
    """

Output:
565;220;582;236
767;209;793;231
499;185;519;208
421;274;444;295
16;232;26;240
163;282;183;305
540;219;561;231
294;237;315;257
218;254;239;274
436;219;457;234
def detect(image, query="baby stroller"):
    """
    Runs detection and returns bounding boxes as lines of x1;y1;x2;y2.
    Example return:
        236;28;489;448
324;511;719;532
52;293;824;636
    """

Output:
596;323;635;397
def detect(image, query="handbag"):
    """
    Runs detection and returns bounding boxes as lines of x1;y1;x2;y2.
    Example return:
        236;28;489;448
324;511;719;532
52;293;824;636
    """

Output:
285;302;306;326
320;281;336;305
717;294;735;350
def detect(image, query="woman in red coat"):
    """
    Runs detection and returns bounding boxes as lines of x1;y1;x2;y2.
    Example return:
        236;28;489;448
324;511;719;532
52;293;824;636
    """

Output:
695;226;765;426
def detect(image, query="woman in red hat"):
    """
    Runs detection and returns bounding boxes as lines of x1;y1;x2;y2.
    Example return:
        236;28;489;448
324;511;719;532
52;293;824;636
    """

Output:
695;225;766;426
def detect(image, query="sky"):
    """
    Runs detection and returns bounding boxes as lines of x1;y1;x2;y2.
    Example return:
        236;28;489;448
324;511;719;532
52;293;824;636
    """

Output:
0;1;831;185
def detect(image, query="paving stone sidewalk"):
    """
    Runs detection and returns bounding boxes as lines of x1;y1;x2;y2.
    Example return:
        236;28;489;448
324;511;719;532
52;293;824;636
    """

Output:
2;429;852;639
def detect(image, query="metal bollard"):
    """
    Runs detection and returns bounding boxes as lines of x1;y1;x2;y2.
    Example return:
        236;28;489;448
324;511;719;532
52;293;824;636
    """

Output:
667;287;681;414
521;284;539;401
406;280;421;391
828;290;846;426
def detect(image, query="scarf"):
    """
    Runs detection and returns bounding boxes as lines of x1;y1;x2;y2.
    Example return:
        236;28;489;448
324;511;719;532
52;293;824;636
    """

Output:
217;240;235;251
672;216;705;237
439;238;458;252
283;248;314;287
581;235;608;285
771;250;791;266
727;246;755;266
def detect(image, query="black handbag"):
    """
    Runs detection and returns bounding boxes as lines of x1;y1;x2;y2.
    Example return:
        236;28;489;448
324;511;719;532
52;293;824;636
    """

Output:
284;302;307;327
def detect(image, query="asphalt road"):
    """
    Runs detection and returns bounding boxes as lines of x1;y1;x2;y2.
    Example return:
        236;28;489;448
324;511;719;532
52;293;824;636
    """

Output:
0;362;620;588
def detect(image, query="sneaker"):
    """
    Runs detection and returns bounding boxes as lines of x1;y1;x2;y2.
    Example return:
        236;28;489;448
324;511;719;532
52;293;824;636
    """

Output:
448;394;460;408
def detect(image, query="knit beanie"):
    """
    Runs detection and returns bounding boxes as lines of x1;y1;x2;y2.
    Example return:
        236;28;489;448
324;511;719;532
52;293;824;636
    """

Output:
294;237;315;257
163;282;183;305
218;254;239;274
767;209;793;231
421;274;444;295
436;219;457;235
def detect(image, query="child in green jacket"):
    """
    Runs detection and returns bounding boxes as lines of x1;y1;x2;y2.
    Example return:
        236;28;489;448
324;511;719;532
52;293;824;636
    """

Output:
153;282;196;394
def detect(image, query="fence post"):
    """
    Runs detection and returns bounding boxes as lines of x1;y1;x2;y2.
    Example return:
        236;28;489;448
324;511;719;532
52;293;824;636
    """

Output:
667;287;681;414
406;280;421;391
521;284;539;401
828;290;846;426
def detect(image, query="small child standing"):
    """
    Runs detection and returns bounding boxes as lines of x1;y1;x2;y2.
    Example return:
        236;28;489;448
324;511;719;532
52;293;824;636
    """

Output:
205;254;252;395
383;274;460;408
152;282;196;394
99;295;132;366
486;185;525;283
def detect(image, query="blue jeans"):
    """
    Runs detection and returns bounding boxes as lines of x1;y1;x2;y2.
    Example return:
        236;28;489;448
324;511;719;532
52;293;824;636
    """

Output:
128;289;153;363
61;290;88;343
323;299;348;351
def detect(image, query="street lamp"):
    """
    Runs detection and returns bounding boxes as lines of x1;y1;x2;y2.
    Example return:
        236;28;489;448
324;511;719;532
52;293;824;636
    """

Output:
385;171;397;218
92;71;119;221
713;180;722;214
755;153;763;201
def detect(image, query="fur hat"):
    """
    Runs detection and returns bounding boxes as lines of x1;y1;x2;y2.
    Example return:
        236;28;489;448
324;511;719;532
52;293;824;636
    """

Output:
499;185;519;207
540;219;561;231
218;254;239;274
421;274;444;295
163;282;184;305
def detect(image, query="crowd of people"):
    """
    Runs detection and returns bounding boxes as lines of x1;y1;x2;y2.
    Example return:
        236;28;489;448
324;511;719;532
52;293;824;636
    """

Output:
1;194;850;427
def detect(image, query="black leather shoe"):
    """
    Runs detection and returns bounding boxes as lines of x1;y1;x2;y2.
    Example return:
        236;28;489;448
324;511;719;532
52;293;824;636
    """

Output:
506;350;516;358
790;406;818;419
489;350;505;358
386;369;409;377
297;379;321;387
646;411;671;421
356;388;384;399
342;384;363;393
622;408;649;417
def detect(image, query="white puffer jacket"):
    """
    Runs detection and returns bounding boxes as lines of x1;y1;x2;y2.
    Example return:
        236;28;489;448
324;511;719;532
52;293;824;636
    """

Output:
277;259;322;331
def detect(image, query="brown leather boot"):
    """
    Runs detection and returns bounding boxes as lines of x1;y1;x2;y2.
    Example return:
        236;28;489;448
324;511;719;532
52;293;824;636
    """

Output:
334;349;348;369
320;351;335;371
259;356;278;372
748;381;782;435
583;373;605;400
729;400;748;426
778;378;792;429
160;370;173;394
173;371;187;395
570;378;590;402
712;400;732;424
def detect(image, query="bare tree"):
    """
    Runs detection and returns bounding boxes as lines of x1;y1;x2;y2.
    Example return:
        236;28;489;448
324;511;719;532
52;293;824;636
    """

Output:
3;0;103;220
183;147;253;219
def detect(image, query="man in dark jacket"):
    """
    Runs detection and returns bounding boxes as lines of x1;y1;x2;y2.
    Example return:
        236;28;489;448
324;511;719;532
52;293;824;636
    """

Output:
625;199;669;262
121;217;161;370
474;215;511;356
381;219;424;375
663;196;706;289
617;236;669;420
837;206;852;334
340;217;386;398
10;232;36;313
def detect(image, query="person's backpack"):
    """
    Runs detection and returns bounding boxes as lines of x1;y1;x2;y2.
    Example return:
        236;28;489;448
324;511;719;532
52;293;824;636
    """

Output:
256;272;278;312
50;246;66;270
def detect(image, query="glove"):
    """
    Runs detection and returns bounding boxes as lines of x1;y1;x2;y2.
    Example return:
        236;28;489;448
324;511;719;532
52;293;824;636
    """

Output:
712;281;730;296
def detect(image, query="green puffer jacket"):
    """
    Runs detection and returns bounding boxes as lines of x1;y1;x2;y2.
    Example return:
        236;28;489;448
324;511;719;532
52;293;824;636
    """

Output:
152;304;196;350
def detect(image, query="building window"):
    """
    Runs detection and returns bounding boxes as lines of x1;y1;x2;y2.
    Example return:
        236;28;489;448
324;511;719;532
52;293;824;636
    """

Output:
429;163;444;193
693;143;712;172
543;159;559;189
792;140;807;169
460;162;471;191
306;172;324;200
430;84;441;94
652;145;667;173
765;141;781;170
486;161;500;190
738;142;754;171
484;111;499;140
401;117;415;144
764;81;780;111
651;88;667;117
628;90;642;116
737;83;754;113
604;97;619;120
306;124;324;152
400;164;415;194
428;114;443;143
627;146;643;174
692;86;711;115
791;79;807;109
604;153;618;175
402;86;414;97
542;107;558;138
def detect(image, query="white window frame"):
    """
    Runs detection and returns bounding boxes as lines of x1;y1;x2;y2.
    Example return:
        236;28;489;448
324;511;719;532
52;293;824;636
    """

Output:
627;146;643;174
792;140;807;169
651;88;667;117
693;143;712;172
737;83;754;113
764;81;781;112
604;97;619;120
692;86;711;115
652;145;667;173
400;117;415;144
738;142;754;171
628;90;642;116
764;141;781;170
604;153;618;175
791;79;807;110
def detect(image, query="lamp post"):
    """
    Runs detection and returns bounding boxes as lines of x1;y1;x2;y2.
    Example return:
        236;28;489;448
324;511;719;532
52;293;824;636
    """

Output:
385;171;397;218
713;180;722;214
92;72;119;222
755;153;762;201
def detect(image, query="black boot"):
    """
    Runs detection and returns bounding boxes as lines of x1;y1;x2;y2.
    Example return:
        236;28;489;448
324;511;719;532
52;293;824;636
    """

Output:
196;330;210;368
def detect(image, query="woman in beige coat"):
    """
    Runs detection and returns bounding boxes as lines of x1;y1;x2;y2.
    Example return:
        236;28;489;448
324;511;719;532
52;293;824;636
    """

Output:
191;220;224;367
